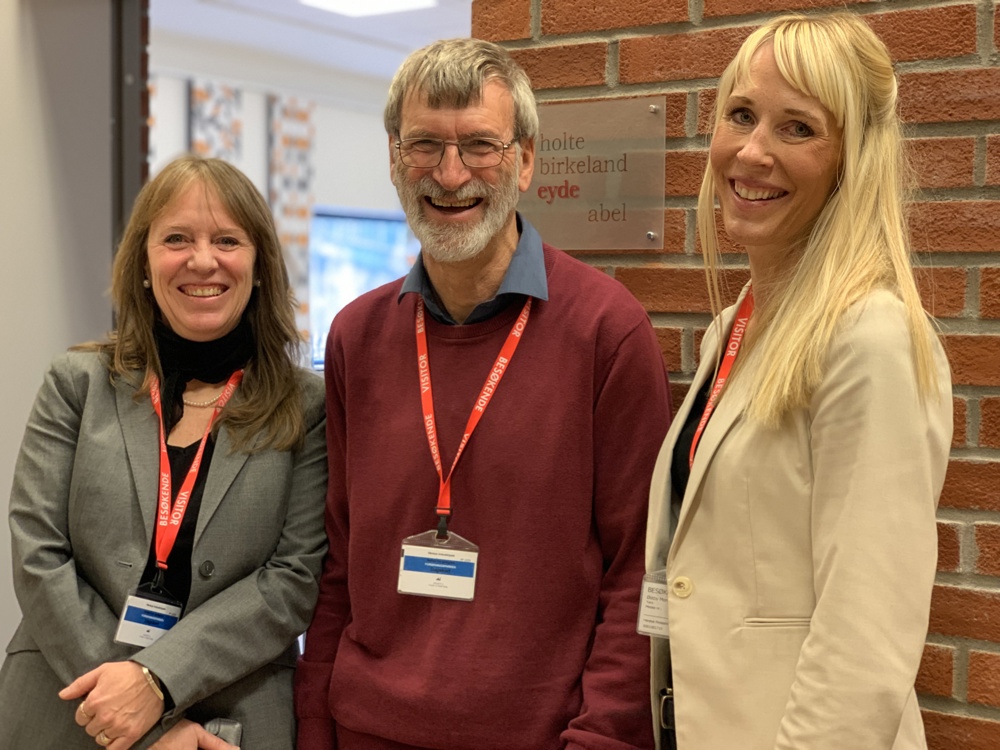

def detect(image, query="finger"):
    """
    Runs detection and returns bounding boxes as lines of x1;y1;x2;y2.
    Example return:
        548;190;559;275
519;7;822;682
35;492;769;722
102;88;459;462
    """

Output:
108;734;136;750
75;701;94;727
194;726;239;750
60;667;101;700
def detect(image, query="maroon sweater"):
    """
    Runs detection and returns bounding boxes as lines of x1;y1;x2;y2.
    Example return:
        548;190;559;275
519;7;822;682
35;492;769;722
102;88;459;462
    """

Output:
296;245;671;750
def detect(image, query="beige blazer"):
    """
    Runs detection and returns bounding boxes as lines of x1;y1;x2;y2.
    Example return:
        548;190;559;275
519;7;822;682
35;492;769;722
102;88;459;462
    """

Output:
0;351;328;750
646;288;952;750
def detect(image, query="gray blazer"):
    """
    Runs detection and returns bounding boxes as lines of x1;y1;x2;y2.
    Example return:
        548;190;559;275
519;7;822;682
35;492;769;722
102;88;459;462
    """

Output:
0;351;328;750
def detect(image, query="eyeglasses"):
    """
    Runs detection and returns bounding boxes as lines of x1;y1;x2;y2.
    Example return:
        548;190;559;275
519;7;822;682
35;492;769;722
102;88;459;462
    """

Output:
394;137;516;169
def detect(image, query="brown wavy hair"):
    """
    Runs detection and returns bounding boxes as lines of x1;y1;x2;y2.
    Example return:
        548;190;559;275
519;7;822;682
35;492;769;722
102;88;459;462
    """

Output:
95;154;305;452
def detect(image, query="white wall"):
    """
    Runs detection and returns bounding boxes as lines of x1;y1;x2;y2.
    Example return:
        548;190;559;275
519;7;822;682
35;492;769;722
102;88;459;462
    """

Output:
149;29;402;212
0;0;115;646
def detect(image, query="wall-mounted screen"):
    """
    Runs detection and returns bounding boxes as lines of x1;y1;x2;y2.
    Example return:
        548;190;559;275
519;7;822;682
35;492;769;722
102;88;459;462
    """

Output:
308;207;418;368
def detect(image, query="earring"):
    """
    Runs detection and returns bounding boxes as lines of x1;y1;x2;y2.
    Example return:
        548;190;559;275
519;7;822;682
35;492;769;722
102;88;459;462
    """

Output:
142;279;151;289
253;279;261;287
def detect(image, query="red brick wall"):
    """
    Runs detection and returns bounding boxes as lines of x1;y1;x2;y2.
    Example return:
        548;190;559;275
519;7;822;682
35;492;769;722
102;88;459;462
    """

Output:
472;0;1000;743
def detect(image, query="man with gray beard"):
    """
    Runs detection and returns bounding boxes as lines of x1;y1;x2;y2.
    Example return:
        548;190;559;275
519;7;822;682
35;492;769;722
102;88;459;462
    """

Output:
296;38;671;750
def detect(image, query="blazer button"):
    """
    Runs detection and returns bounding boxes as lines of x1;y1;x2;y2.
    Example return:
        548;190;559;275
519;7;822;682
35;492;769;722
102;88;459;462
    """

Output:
198;560;215;578
671;576;693;598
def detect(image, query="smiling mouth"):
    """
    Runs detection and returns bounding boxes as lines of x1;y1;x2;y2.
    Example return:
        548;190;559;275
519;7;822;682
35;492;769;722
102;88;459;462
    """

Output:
733;181;787;201
426;196;482;213
182;285;225;298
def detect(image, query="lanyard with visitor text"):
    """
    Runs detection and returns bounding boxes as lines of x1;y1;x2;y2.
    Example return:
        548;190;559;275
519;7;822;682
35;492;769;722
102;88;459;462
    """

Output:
149;369;243;574
415;296;531;537
689;287;754;469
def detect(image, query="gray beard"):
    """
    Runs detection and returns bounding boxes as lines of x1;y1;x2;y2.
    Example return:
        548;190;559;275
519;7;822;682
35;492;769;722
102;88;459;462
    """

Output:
393;161;520;264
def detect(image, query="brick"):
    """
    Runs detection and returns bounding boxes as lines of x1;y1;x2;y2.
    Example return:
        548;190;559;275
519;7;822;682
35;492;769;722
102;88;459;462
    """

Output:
698;89;717;135
937;521;961;574
976;523;1000;578
615;267;750;314
655;327;682;372
981;268;1000;319
985;135;1000;186
510;44;607;90
929;584;1000;642
471;0;531;42
542;0;686;36
913;266;965;318
968;650;1000;709
670;382;690;417
619;27;751;85
908;137;975;190
942;335;1000;387
704;0;874;18
664;92;688;139
916;643;955;698
661;208;687;254
693;327;707;366
899;70;1000;124
865;5;976;63
910;202;1000;254
939;460;1000;511
982;398;1000;449
953;397;967;449
665;150;707;198
696;209;750;255
923;710;1000;750
569;209;686;255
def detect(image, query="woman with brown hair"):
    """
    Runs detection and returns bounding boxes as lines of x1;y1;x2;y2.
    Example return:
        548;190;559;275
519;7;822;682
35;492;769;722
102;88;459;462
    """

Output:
0;155;327;749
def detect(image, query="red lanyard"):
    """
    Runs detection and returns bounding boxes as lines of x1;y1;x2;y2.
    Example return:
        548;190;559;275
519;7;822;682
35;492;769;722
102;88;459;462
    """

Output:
149;369;243;570
416;297;531;528
689;288;754;469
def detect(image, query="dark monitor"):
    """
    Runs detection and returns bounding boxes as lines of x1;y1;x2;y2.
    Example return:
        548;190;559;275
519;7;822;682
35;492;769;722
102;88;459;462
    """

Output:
308;207;418;368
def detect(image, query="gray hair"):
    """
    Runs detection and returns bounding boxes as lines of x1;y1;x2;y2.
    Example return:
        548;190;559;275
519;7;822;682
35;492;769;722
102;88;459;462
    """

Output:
384;38;539;143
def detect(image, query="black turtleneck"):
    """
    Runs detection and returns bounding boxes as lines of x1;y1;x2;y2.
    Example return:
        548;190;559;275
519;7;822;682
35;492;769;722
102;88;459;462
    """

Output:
138;313;255;607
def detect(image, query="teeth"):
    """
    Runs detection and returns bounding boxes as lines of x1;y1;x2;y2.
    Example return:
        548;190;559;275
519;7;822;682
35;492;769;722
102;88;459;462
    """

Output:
430;197;477;208
734;182;785;201
184;286;224;297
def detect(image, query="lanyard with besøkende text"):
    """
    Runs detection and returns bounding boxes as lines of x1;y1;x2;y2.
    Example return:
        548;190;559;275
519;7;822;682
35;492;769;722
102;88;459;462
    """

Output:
689;287;754;468
150;369;243;577
113;369;243;648
637;287;755;642
397;296;530;602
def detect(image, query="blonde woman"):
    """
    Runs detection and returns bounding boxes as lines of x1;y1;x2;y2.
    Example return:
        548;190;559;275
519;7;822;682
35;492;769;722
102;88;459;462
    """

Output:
645;13;951;750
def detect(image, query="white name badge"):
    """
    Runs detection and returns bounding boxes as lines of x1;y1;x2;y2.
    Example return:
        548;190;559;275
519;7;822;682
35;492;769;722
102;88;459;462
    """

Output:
637;569;670;638
114;595;181;647
398;529;479;601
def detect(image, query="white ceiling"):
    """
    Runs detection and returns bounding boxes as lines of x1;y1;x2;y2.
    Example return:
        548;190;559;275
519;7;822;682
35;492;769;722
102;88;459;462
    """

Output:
150;0;474;83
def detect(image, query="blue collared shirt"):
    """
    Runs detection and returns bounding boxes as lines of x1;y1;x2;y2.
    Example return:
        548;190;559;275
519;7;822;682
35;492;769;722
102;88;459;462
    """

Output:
398;213;549;325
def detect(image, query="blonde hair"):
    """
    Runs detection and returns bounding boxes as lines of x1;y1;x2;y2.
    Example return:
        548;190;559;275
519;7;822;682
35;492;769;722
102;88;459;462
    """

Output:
698;12;939;426
89;154;306;452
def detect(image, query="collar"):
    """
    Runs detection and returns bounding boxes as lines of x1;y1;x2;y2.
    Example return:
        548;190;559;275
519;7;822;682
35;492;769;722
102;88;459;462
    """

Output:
398;212;549;325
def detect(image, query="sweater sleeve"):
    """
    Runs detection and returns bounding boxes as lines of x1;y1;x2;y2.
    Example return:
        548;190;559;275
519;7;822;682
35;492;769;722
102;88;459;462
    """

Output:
295;331;350;750
773;298;951;748
562;316;671;750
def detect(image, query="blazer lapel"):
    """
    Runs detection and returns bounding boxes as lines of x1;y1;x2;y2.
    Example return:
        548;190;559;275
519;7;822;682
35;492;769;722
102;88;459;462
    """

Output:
194;425;255;543
669;285;753;565
116;379;160;547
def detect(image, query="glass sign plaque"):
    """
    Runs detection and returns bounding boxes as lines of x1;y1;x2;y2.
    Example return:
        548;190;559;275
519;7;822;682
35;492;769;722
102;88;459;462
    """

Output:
518;95;667;250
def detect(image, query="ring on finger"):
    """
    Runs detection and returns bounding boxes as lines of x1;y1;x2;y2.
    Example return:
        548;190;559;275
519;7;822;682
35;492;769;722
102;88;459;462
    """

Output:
78;703;93;720
96;730;112;746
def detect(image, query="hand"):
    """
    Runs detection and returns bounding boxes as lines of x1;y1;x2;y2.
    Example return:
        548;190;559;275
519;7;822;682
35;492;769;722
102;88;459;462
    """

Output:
60;661;165;750
150;720;240;750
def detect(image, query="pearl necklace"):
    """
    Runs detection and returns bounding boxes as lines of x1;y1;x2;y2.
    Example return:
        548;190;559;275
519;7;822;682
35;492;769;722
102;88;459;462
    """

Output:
182;392;223;408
